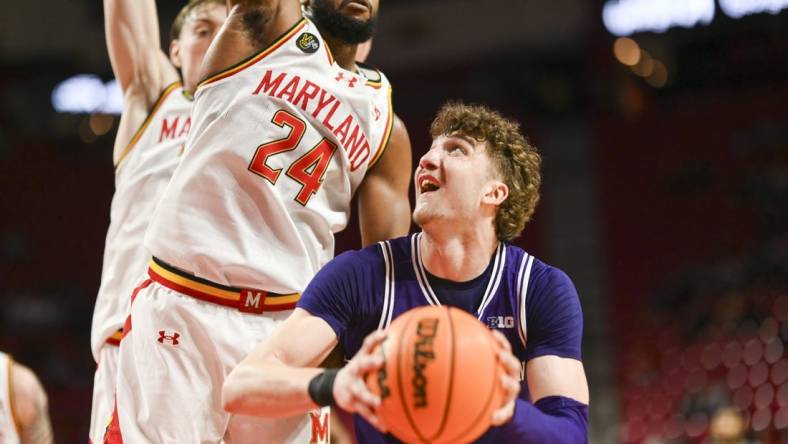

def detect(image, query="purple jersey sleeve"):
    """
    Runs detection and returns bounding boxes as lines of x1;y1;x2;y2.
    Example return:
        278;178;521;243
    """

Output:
524;264;583;361
296;246;384;344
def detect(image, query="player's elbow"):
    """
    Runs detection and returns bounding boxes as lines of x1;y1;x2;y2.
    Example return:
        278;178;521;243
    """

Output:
221;364;273;416
221;368;248;414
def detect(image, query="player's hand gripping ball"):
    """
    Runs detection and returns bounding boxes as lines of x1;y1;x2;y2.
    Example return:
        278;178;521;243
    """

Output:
365;305;505;443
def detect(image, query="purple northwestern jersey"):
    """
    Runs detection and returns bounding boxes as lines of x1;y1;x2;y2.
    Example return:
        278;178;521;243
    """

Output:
298;233;584;443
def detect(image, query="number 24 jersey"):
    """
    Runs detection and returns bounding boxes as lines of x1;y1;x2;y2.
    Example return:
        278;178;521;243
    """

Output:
145;18;394;293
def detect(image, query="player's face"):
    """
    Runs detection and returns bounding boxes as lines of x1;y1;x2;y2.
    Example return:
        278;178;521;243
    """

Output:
170;3;227;91
413;134;507;229
309;0;378;44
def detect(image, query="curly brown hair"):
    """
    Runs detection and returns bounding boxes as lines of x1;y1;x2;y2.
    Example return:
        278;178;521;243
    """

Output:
169;0;225;42
430;102;542;242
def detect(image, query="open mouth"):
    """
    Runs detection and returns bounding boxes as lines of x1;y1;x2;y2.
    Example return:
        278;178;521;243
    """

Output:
418;176;441;193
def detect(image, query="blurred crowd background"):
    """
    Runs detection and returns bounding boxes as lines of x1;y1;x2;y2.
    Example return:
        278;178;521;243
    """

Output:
1;0;787;442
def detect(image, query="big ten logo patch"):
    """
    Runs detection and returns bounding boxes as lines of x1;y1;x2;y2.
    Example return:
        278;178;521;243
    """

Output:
308;407;331;444
297;32;320;54
486;315;515;329
159;115;191;143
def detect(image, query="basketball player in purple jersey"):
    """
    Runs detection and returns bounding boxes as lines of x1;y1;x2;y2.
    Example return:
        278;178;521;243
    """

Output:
223;103;590;443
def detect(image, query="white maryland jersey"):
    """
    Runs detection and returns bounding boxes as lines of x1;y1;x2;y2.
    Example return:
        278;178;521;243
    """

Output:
90;83;192;359
145;17;394;293
0;353;20;444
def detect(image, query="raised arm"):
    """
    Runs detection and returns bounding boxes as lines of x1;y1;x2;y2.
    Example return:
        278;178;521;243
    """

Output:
198;0;302;83
12;362;54;444
357;115;413;246
103;0;178;103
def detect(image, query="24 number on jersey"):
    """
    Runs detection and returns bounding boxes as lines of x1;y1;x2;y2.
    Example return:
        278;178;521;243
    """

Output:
248;110;338;206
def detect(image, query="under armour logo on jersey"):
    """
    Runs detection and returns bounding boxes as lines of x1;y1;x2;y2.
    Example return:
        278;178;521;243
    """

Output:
373;106;381;121
487;316;515;329
335;72;358;88
157;330;180;345
296;32;320;53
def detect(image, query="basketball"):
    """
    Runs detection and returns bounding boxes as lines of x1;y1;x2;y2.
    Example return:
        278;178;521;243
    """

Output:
366;305;505;444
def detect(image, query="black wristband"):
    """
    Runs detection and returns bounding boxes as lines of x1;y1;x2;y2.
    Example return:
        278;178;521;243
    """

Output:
308;369;339;407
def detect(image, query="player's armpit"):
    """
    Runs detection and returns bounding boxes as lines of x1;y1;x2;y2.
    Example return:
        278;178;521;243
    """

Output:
200;0;302;83
357;114;412;246
222;308;339;418
12;364;54;444
526;355;589;405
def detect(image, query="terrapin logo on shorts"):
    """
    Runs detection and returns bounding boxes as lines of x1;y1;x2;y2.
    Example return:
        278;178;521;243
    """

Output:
297;33;320;53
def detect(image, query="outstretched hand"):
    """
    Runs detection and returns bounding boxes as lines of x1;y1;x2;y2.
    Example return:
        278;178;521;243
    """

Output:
333;329;388;432
490;329;521;426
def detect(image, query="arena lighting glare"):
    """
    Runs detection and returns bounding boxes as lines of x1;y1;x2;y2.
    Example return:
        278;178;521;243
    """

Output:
719;0;788;18
604;0;788;35
51;74;123;114
602;0;715;36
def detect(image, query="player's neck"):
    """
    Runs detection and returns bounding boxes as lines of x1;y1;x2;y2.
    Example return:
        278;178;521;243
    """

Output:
419;226;498;283
323;36;358;71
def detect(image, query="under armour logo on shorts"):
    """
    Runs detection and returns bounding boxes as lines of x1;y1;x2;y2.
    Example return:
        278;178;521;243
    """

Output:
157;330;180;345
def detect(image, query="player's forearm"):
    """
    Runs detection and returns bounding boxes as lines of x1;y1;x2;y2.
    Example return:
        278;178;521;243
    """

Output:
222;361;323;417
498;397;588;443
103;0;162;92
21;408;53;444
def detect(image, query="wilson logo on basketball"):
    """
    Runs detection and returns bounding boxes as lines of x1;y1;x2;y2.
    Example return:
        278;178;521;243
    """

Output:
412;317;439;409
157;330;180;345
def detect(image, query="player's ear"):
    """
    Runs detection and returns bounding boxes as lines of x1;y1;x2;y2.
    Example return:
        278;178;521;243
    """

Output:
169;40;182;69
482;180;508;206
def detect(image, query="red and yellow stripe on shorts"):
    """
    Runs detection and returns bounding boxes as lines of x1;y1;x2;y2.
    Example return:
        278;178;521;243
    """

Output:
147;257;300;314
